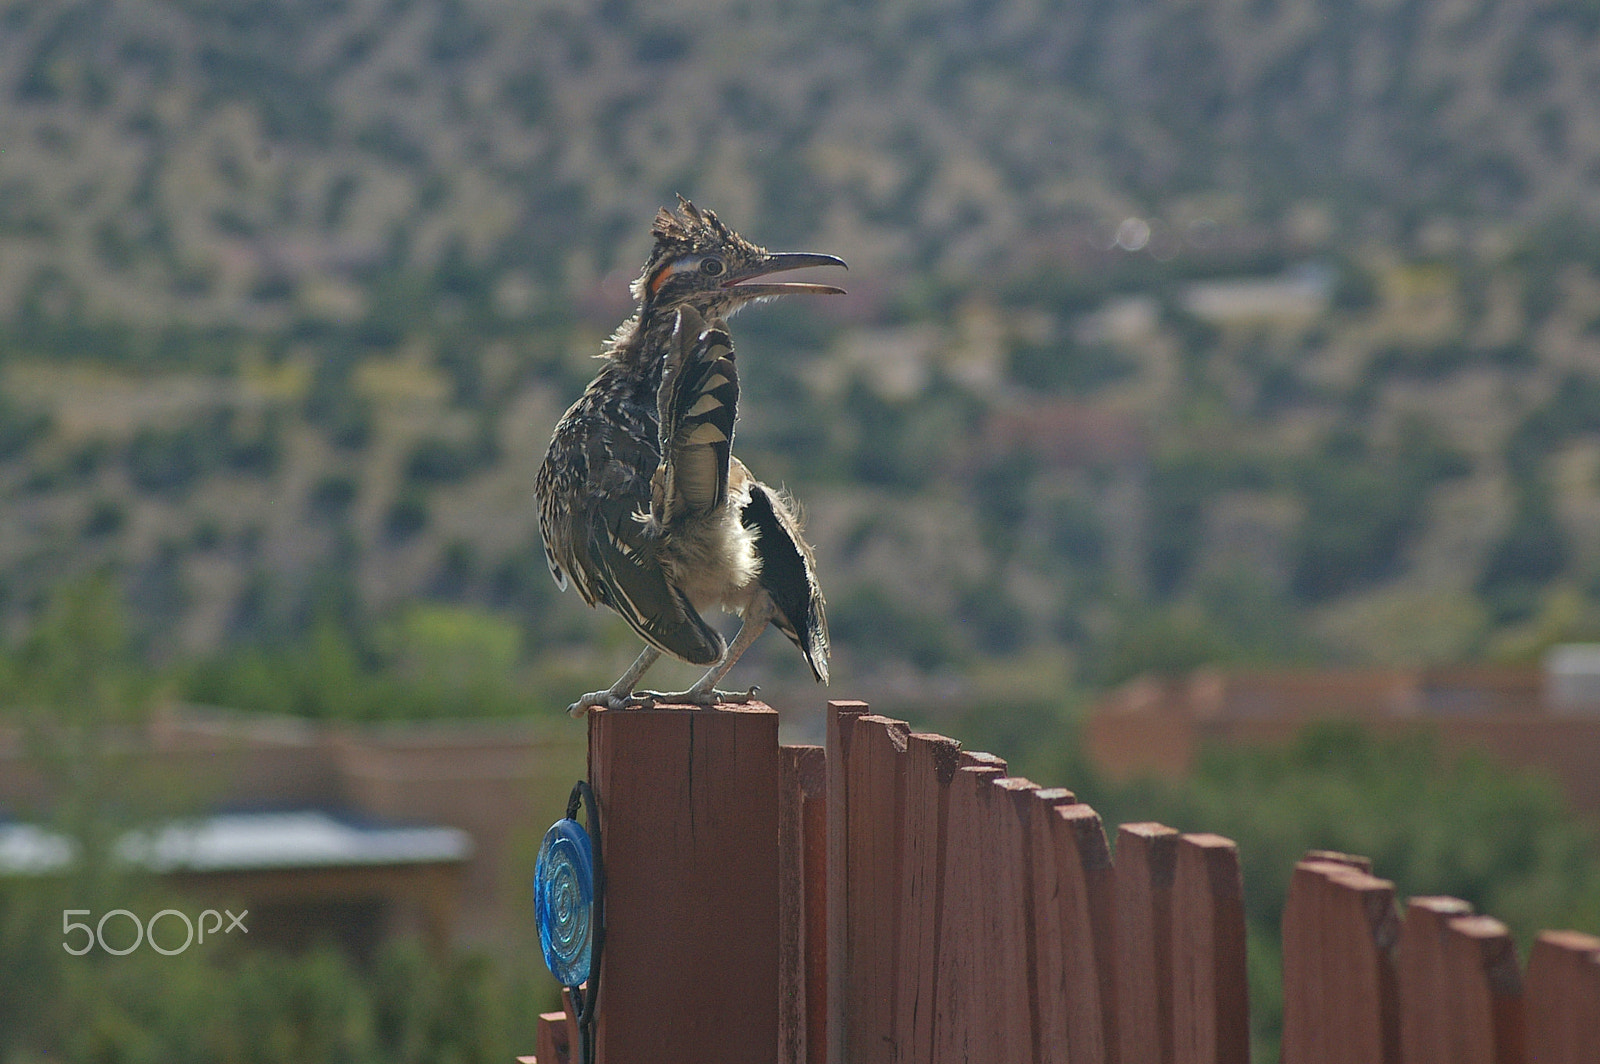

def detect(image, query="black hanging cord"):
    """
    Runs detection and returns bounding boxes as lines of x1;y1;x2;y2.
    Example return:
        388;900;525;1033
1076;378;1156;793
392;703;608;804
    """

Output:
565;779;603;1064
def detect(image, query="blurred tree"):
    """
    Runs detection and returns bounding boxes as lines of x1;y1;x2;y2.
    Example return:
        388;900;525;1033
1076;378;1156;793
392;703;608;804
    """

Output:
0;576;166;1059
0;583;553;1060
1145;450;1270;598
830;583;961;671
1477;489;1568;624
1290;421;1469;601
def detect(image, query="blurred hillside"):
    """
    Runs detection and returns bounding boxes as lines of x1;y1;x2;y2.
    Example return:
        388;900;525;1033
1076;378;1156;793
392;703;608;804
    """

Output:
7;0;1600;698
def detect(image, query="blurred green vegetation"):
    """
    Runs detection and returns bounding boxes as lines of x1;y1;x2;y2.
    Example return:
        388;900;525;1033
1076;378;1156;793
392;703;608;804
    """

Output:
181;605;562;720
0;889;550;1064
8;0;1600;676
0;580;558;1064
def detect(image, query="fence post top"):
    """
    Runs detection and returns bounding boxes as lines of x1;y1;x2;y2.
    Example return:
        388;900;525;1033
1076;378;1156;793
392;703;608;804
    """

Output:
1179;832;1238;852
1120;821;1180;840
1534;928;1600;955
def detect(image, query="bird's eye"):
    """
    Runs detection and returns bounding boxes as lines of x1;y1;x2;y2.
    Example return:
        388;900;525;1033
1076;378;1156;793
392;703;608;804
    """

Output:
699;257;725;277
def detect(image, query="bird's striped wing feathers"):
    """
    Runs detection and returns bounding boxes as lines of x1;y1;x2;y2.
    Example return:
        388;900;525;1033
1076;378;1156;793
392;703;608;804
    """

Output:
654;307;739;526
583;495;726;666
543;541;569;592
741;482;830;684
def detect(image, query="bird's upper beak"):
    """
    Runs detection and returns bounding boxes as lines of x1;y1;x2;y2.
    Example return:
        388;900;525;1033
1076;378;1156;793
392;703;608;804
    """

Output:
722;252;848;297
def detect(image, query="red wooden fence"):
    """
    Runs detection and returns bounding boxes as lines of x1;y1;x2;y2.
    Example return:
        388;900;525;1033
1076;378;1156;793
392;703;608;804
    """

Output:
525;699;1600;1064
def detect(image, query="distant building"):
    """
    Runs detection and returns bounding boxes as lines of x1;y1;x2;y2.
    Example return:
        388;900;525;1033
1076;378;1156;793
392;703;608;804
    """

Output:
1;810;471;958
0;708;585;957
1179;262;1333;323
1088;647;1600;818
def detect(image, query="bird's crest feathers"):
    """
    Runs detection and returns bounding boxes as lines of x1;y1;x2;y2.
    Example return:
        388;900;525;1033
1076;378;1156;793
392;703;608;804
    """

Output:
630;196;765;302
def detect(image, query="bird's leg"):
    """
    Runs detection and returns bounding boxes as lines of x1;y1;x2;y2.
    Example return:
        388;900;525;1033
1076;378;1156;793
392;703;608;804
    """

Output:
642;598;775;707
567;645;662;718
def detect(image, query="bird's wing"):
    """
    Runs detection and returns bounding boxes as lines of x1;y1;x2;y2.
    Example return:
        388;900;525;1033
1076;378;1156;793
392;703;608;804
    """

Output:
536;420;585;598
653;307;739;526
583;495;726;666
741;481;830;684
542;541;569;592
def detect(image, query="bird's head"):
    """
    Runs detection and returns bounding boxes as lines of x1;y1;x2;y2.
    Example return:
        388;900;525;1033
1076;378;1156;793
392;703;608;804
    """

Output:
633;196;846;318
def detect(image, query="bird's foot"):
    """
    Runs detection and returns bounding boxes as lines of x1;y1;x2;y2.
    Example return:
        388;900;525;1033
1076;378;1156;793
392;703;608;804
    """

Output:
637;684;760;708
566;689;653;718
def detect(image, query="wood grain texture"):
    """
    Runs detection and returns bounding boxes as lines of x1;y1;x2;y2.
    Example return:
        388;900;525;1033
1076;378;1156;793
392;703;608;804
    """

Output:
780;744;828;1064
533;1011;570;1064
1315;863;1401;1064
932;762;1006;1064
1524;930;1600;1064
1280;861;1323;1064
1115;822;1180;1064
826;699;870;1064
802;748;830;1064
985;775;1042;1064
1171;833;1249;1064
1283;856;1395;1064
589;702;780;1064
1037;797;1118;1064
895;733;962;1064
844;715;912;1063
1442;915;1525;1064
1399;896;1476;1064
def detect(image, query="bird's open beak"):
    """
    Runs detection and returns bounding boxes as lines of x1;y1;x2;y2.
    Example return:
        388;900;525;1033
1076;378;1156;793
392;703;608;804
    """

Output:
722;252;848;296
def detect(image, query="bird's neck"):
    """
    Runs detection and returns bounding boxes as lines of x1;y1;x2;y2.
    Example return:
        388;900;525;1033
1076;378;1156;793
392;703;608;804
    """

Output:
605;302;723;375
604;307;673;372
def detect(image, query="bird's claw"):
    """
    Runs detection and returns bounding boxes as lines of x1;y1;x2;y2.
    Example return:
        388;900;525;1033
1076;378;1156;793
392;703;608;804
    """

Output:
566;689;652;718
638;684;760;707
568;684;761;716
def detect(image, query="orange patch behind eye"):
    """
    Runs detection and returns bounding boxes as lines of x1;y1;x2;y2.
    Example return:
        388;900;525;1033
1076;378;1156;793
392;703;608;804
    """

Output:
649;263;675;294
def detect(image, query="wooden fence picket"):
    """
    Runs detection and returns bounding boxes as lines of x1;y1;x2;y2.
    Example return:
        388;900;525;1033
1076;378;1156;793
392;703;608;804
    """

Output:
1524;930;1600;1064
933;760;1008;1063
849;715;911;1062
1032;793;1120;1064
1280;860;1320;1064
779;744;828;1064
1115;822;1181;1064
530;1011;571;1064
1399;896;1477;1064
984;776;1044;1063
894;732;962;1064
1170;834;1250;1064
1326;863;1402;1064
826;699;869;1064
1062;802;1121;1064
1283;857;1400;1064
1440;915;1525;1064
1028;787;1076;1064
587;704;781;1064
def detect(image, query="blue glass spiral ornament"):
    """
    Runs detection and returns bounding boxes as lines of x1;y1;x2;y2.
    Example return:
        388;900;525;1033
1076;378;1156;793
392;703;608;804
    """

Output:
535;817;595;987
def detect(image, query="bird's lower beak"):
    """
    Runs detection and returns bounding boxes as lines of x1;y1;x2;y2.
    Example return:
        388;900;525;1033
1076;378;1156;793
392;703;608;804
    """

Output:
723;252;848;296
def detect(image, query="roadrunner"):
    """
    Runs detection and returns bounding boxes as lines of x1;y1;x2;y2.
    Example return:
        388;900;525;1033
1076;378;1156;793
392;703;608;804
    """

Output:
537;198;844;716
